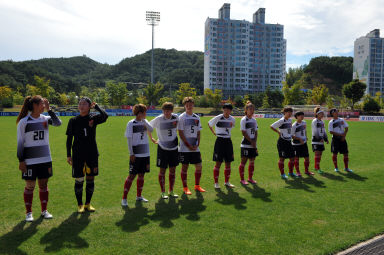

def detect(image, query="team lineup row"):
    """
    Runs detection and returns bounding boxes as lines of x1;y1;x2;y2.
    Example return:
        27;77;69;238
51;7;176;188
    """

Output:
15;95;352;222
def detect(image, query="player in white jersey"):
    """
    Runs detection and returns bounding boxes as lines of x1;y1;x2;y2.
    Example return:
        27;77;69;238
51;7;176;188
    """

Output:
178;97;205;195
238;101;258;185
328;108;352;173
122;104;154;206
311;107;329;174
16;95;62;222
208;103;236;189
149;102;179;199
270;107;296;179
291;111;313;176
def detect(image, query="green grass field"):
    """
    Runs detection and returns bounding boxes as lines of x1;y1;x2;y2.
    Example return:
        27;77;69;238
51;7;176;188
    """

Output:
0;116;383;255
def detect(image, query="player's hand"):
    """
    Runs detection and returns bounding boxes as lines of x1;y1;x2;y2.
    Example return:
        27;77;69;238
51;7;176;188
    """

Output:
326;140;329;144
151;138;158;144
43;98;50;111
130;155;136;162
19;161;27;173
190;145;198;151
91;102;96;109
67;157;73;166
300;138;304;145
341;137;345;142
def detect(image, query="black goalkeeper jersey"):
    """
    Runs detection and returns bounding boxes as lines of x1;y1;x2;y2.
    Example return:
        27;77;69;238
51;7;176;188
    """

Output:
66;104;108;158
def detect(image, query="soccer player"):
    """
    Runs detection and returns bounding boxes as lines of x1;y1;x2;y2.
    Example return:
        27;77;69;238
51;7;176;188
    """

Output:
311;107;329;174
17;95;62;222
238;101;258;185
328;108;352;173
178;97;206;195
122;104;153;206
208;103;236;189
270;107;296;179
149;102;179;199
291;111;313;176
66;97;108;213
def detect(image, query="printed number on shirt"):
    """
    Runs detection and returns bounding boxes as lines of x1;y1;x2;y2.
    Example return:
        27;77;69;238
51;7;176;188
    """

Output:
225;128;229;134
191;125;195;133
84;128;87;137
141;132;144;140
33;131;44;140
251;128;255;135
168;129;172;136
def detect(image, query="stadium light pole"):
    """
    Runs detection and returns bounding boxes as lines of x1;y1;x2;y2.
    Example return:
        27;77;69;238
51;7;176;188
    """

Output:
146;11;160;84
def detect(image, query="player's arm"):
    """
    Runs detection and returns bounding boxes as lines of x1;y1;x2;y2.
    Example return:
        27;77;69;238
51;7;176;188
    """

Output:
91;103;108;124
178;129;193;150
148;130;158;144
270;120;281;136
17;120;27;173
143;119;153;133
127;137;135;162
195;131;200;150
44;98;62;126
208;124;216;136
66;135;73;165
208;116;218;136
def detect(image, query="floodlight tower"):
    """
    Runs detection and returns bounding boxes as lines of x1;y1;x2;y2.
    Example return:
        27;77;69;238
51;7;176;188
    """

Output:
146;11;160;84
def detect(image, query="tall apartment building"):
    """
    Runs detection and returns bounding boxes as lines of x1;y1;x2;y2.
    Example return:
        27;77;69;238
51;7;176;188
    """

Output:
353;29;384;96
204;3;286;98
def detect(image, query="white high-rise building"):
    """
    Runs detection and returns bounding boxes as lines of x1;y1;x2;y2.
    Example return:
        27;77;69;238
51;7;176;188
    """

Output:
204;3;286;98
353;29;384;96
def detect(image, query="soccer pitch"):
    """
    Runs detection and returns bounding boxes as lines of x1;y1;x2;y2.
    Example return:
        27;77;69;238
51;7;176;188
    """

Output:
0;116;383;255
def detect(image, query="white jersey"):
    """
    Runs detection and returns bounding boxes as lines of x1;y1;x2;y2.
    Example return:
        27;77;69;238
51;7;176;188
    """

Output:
17;112;61;165
240;116;258;148
150;113;179;150
328;118;348;136
291;120;307;145
125;119;153;157
178;112;202;153
208;114;236;138
311;118;328;145
270;117;293;141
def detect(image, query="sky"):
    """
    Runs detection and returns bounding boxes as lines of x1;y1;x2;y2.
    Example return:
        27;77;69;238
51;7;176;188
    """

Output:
0;0;383;69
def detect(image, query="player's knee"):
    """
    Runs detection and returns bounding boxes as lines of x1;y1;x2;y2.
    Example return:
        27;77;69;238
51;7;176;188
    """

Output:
25;181;36;190
75;177;84;183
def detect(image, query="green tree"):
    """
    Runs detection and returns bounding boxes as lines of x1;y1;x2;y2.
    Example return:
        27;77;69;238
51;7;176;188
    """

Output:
28;75;55;99
282;82;305;105
374;92;383;108
68;92;77;105
136;94;148;105
286;67;304;87
342;79;367;110
176;83;196;104
158;97;173;106
13;91;24;105
234;95;244;108
58;93;69;106
363;97;381;113
204;88;222;109
106;81;127;106
261;94;270;109
0;86;13;107
143;82;164;106
310;84;329;105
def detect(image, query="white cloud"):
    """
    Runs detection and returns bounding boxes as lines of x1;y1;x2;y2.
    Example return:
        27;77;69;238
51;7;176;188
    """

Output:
0;0;383;65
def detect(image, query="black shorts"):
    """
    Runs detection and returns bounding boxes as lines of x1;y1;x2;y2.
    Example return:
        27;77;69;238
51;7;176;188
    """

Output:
213;137;234;162
277;138;295;159
293;143;309;158
240;147;258;159
179;152;202;165
22;162;53;180
72;156;99;178
157;146;179;168
331;138;348;154
130;156;150;175
312;144;325;152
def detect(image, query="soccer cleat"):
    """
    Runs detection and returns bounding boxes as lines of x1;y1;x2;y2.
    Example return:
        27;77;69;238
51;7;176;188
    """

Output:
168;191;178;198
84;204;96;212
316;169;324;174
183;187;192;195
281;174;288;180
240;180;249;185
288;173;298;178
121;199;128;207
161;192;169;199
345;168;353;173
214;183;220;189
194;185;206;192
136;196;149;202
224;182;235;188
334;168;339;172
41;210;53;219
248;179;257;185
305;171;315;176
25;212;34;222
296;173;302;178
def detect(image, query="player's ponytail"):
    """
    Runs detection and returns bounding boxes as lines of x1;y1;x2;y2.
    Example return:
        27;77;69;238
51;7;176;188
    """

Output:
16;95;42;124
244;101;255;115
314;106;320;117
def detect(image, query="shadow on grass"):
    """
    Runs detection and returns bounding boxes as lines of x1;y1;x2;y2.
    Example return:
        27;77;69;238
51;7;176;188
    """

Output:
0;218;43;255
242;184;272;202
40;212;90;252
179;192;207;221
320;172;346;182
302;176;326;189
215;187;247;210
338;171;368;182
150;197;180;228
284;178;315;193
116;202;152;232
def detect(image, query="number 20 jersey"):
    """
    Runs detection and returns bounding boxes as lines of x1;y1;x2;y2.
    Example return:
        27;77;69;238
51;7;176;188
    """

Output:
178;112;202;153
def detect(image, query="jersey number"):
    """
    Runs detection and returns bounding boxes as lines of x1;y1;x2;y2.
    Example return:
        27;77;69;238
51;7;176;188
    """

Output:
168;129;172;137
140;132;144;140
191;126;195;133
33;131;44;140
84;128;87;137
225;128;229;134
250;128;255;135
